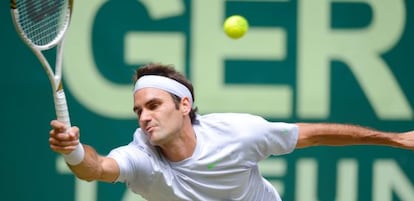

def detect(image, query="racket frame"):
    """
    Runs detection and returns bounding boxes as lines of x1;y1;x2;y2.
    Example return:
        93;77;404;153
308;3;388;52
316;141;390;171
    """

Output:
10;0;74;129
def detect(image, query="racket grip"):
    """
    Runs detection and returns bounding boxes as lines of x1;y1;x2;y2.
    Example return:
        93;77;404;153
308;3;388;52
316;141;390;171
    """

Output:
54;89;71;130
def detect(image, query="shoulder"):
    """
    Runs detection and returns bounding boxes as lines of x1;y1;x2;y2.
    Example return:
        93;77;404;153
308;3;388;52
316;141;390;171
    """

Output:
195;113;270;137
198;113;266;124
107;128;163;182
109;128;158;160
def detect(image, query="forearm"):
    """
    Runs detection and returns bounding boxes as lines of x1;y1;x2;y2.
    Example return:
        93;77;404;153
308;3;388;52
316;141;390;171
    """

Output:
66;144;106;181
296;123;405;149
49;122;119;182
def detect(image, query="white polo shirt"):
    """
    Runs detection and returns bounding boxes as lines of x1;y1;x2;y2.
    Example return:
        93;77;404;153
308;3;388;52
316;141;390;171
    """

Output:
108;113;299;201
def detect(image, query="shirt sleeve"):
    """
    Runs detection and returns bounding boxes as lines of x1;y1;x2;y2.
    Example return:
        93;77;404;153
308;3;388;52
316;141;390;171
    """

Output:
235;114;299;161
107;144;153;183
107;128;158;183
261;122;299;156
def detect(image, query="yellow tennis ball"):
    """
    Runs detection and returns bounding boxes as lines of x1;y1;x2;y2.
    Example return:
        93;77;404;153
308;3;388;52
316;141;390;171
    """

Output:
223;15;249;39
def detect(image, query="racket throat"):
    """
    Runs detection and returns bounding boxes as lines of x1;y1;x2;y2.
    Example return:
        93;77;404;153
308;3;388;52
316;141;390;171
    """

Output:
56;81;64;91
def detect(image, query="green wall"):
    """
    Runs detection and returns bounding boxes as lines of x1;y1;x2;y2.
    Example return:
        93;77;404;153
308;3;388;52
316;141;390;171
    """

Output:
1;0;413;200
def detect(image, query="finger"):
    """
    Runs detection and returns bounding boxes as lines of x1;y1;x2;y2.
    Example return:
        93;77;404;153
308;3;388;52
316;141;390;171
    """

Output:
49;144;78;154
67;127;80;139
49;127;77;138
54;133;79;142
49;137;79;146
50;120;67;132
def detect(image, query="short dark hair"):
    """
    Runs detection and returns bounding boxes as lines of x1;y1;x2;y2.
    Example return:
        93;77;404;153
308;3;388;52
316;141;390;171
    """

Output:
133;63;198;124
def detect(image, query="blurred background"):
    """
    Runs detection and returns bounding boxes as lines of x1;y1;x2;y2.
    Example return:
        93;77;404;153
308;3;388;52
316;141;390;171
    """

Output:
1;0;413;200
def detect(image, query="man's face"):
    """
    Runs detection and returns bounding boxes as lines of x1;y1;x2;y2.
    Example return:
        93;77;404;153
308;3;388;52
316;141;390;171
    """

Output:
133;88;185;145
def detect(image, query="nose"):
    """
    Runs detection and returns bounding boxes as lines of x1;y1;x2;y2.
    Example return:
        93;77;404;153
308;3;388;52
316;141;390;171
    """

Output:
139;109;151;124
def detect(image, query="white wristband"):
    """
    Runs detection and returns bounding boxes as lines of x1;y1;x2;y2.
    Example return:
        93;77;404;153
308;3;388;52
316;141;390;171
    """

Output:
63;143;85;165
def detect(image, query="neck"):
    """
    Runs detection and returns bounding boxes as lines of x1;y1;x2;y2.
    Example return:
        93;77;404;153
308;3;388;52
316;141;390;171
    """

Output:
159;123;197;162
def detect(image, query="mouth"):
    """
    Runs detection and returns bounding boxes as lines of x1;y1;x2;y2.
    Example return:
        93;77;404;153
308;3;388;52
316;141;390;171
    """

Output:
145;126;155;136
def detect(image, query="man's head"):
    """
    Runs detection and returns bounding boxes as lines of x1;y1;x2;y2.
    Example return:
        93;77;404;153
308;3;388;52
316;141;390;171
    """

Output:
133;63;197;122
132;64;198;144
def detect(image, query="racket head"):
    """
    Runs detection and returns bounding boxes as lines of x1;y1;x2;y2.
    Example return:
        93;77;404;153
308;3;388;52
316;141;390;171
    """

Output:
10;0;74;51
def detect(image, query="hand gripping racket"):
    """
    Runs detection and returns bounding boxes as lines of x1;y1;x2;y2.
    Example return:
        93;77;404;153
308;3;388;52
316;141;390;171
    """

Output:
11;0;74;130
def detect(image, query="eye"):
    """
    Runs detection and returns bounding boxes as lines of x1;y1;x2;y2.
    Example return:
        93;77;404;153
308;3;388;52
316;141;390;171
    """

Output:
133;106;142;117
148;102;160;110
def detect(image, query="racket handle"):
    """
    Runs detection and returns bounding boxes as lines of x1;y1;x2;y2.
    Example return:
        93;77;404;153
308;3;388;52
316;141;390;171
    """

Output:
54;89;71;130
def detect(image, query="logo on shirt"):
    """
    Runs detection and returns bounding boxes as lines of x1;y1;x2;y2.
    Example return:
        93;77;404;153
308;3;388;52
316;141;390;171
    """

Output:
281;129;290;135
207;162;217;170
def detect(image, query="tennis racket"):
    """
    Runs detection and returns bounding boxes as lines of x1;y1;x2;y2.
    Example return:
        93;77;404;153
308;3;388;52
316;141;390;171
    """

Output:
10;0;74;130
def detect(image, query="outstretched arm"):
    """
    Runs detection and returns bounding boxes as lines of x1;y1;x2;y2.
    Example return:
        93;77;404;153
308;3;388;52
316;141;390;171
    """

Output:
49;120;119;182
295;123;414;150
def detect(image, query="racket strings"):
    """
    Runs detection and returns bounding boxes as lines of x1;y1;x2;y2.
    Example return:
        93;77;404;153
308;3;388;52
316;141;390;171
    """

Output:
16;0;69;46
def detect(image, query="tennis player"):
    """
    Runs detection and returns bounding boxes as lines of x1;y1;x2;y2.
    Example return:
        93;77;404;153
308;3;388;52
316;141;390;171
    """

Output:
49;63;414;201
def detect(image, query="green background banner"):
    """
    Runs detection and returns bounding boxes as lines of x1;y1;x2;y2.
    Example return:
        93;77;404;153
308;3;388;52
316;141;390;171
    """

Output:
1;0;413;200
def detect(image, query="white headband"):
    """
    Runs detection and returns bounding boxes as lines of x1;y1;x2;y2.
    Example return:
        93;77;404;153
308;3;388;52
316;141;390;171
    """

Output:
134;75;193;106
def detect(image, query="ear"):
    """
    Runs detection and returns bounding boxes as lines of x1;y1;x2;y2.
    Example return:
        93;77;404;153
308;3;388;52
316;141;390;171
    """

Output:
180;97;192;115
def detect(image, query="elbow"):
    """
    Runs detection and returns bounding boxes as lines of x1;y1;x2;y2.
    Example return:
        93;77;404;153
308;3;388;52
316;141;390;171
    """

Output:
296;123;319;149
295;138;318;149
70;167;102;181
76;173;99;182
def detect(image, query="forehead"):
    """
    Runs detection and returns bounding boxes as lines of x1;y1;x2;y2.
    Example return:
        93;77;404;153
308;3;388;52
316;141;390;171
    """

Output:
134;87;171;104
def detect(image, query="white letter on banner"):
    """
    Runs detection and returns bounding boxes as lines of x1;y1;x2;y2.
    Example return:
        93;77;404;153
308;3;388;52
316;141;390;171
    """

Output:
373;160;414;201
296;159;359;201
296;159;318;201
297;0;412;119
64;0;185;119
191;0;292;118
336;159;358;201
